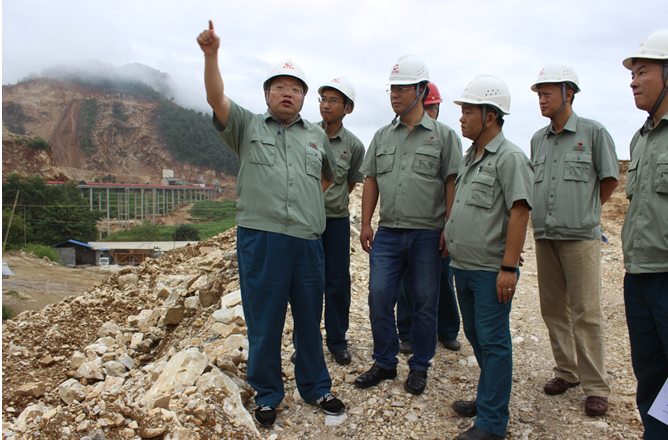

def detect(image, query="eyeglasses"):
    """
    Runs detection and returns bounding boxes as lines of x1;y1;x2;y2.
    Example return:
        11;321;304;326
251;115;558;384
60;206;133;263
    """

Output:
318;97;344;105
386;85;416;95
270;85;304;96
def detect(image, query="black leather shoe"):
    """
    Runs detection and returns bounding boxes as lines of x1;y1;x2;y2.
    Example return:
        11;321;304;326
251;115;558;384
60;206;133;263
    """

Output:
399;340;412;354
455;426;504;440
438;335;462;351
404;369;428;395
254;405;276;426
452;399;477;417
354;363;397;388
290;351;296;364
332;349;352;365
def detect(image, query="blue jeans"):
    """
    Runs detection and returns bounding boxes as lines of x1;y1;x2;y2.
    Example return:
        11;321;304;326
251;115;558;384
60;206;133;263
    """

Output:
397;256;460;341
237;227;332;407
368;228;442;370
322;217;351;352
453;268;514;438
624;272;668;440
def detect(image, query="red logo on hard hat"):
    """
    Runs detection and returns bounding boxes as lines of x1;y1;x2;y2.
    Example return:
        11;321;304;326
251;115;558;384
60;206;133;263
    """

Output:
284;62;294;69
539;68;545;76
392;64;400;73
333;78;340;83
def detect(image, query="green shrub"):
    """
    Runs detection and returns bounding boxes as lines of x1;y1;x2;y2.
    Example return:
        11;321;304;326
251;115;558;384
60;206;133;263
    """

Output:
27;138;50;149
24;243;61;264
127;225;161;241
174;224;200;241
2;305;15;320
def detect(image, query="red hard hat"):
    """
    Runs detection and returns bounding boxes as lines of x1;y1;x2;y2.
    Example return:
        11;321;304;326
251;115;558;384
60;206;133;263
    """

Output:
425;82;442;105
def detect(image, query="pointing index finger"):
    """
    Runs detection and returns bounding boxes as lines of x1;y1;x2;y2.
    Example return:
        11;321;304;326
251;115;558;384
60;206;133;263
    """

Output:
209;20;214;31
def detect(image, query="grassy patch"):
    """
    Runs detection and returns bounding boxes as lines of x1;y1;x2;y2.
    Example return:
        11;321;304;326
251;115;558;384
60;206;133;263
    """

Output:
188;200;237;220
103;220;236;242
24;243;61;265
5;290;26;300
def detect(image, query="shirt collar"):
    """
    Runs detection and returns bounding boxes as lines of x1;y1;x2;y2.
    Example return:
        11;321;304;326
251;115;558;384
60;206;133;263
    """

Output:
464;132;506;165
317;121;345;140
390;111;434;132
548;112;579;135
263;111;303;127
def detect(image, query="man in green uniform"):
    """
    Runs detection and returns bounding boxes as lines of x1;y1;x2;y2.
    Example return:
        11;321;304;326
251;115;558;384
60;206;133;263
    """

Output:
622;28;668;440
317;76;365;365
197;20;343;427
356;55;462;396
446;75;533;440
530;62;619;417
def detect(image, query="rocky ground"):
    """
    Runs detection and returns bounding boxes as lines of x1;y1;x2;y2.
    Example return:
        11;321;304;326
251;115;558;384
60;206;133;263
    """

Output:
2;163;645;440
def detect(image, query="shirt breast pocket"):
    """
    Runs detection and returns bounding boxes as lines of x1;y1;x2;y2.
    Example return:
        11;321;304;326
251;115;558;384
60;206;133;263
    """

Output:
533;155;546;183
335;158;351;184
564;152;591;182
655;152;668;195
305;148;322;180
248;135;276;166
467;173;496;209
626;158;639;199
376;146;396;174
413;147;441;177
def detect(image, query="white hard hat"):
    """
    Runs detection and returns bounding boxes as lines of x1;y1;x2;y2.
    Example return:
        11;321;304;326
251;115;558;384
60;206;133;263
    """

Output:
453;75;511;115
318;76;356;111
263;59;308;95
387;55;429;85
531;62;580;93
623;28;668;70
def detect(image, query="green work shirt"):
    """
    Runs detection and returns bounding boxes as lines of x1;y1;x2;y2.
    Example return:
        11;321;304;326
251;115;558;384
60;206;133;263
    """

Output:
445;132;534;272
360;113;462;230
622;113;668;274
318;122;365;218
530;113;619;241
213;99;336;240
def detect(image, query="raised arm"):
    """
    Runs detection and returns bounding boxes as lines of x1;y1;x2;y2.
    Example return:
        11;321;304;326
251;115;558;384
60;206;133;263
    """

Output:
197;20;231;127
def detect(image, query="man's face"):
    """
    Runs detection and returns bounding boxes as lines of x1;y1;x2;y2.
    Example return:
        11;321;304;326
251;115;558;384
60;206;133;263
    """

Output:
459;104;483;141
630;60;666;112
536;83;567;118
319;88;347;124
389;84;419;114
425;103;439;120
265;75;305;120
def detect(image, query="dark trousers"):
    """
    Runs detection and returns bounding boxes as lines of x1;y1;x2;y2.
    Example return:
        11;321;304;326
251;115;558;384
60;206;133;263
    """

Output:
397;255;460;341
321;217;352;352
237;227;331;407
624;272;668;440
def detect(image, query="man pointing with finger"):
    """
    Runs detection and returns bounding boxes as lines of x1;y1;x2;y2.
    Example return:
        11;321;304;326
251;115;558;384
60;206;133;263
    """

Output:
197;20;343;427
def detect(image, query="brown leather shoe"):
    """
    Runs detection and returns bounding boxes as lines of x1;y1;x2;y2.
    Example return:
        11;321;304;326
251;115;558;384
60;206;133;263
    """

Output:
585;396;608;416
544;377;580;395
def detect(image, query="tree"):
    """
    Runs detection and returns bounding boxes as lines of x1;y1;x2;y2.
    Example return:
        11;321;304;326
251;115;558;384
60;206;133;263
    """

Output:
2;174;103;246
2;208;31;249
174;224;200;241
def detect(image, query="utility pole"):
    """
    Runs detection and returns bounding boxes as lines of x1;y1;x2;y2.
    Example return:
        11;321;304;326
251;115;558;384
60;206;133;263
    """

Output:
3;190;20;252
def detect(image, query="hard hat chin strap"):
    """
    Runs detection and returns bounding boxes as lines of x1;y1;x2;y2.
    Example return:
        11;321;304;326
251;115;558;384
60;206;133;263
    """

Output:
640;60;668;136
392;83;427;125
323;101;350;133
545;83;567;136
472;105;498;147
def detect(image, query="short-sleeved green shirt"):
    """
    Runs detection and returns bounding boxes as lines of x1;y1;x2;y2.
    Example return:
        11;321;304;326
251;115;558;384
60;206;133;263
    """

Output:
445;132;534;272
317;122;365;218
360;113;462;230
530;113;619;241
622;113;668;274
213;99;336;240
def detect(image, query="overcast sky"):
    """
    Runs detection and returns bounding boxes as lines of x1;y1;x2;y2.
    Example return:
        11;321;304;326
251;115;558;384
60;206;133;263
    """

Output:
3;0;667;160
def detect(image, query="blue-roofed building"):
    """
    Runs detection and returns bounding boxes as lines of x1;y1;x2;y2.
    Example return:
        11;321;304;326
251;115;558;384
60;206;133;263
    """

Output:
52;240;99;266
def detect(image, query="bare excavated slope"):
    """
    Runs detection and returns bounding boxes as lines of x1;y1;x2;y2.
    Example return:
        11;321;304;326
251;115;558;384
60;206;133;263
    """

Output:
2;78;234;186
2;165;644;440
